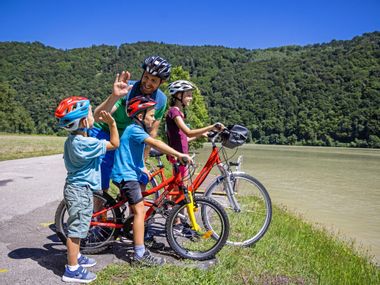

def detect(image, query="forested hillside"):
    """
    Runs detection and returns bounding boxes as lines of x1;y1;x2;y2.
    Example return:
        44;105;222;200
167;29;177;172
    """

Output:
0;32;379;147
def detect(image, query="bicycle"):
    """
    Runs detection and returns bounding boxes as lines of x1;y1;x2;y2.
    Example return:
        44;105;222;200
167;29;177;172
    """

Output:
147;125;272;247
203;126;272;246
55;161;230;261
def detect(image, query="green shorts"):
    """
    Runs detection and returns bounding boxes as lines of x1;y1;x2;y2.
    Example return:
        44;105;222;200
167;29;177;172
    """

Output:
64;184;93;239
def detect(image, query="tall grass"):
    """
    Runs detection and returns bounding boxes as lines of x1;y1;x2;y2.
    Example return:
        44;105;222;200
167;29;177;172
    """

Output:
93;205;380;285
0;133;65;161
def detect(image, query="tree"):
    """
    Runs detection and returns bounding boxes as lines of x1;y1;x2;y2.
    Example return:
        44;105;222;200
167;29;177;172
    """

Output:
0;82;35;133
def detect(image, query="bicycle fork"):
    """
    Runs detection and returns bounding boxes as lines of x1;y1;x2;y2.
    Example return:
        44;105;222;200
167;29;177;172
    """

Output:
218;163;242;212
185;192;201;232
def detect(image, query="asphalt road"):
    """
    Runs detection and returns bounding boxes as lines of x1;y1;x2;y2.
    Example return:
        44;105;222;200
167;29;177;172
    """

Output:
0;155;215;284
0;155;118;284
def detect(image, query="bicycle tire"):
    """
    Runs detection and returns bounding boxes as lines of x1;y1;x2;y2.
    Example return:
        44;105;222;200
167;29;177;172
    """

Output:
165;196;229;260
204;172;272;246
54;191;122;254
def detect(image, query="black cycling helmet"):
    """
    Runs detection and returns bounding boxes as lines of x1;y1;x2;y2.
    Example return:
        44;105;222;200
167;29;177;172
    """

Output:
142;55;171;80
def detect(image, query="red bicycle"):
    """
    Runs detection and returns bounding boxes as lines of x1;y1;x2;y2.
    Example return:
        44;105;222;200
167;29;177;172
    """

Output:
148;125;272;247
54;161;230;261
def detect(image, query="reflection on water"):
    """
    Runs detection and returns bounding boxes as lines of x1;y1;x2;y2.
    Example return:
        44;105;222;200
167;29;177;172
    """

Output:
197;144;380;264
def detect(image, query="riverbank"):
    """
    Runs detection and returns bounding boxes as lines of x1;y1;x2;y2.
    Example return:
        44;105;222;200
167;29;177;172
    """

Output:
92;204;379;285
204;144;380;265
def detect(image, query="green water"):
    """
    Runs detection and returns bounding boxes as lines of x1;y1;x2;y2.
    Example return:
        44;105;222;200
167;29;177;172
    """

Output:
197;144;380;264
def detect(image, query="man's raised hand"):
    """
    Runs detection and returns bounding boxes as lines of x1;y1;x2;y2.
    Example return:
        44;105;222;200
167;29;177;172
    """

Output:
112;71;132;98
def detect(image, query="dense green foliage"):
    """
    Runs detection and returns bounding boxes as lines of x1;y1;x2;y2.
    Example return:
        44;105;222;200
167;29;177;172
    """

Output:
0;32;379;147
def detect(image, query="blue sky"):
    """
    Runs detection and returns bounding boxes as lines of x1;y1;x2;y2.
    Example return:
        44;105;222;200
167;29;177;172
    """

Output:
0;0;379;50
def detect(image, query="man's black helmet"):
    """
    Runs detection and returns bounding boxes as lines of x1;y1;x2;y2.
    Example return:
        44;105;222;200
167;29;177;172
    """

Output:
142;55;171;80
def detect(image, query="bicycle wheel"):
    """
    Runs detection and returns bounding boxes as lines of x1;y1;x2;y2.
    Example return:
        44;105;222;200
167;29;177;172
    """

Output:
165;196;229;260
204;172;272;246
54;191;122;254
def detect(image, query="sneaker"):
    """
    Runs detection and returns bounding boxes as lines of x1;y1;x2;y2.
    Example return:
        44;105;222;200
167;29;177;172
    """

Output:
134;249;165;266
145;237;165;250
62;265;96;283
78;255;96;268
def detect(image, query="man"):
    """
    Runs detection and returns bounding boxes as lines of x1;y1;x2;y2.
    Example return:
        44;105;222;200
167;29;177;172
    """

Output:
90;55;171;191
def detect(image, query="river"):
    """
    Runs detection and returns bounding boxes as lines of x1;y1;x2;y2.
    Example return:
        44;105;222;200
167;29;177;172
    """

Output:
197;144;380;264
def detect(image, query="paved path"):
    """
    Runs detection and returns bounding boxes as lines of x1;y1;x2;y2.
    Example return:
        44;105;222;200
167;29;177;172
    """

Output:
0;155;215;284
0;155;118;284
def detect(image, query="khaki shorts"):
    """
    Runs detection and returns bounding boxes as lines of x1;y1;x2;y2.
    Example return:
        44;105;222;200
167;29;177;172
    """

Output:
64;184;93;239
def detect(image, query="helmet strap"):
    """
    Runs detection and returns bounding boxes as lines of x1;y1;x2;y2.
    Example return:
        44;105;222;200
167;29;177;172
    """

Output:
174;92;186;109
134;110;149;133
74;128;88;134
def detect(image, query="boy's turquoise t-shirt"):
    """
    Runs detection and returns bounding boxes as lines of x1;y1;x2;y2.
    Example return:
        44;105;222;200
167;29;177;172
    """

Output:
63;134;107;191
111;123;149;183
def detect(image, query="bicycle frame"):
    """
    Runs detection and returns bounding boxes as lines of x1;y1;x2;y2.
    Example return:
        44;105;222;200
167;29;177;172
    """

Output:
148;133;242;214
90;163;199;230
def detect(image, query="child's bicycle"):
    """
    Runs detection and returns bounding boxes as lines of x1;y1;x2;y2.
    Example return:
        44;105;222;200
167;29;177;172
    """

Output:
148;125;272;247
54;161;230;261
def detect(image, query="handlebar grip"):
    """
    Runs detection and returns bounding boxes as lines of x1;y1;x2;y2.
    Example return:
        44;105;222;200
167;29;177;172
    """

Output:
180;157;188;165
214;122;223;131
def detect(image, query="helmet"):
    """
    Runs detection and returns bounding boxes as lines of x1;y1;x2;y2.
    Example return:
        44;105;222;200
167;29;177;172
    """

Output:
127;96;157;118
168;80;196;95
55;96;90;131
142;55;171;80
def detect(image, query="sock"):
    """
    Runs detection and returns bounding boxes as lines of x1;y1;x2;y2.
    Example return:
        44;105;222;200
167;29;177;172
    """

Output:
77;253;82;259
68;264;80;271
134;244;145;258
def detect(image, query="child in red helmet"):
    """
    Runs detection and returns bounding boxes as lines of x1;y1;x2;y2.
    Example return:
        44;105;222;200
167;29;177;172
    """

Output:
111;96;192;266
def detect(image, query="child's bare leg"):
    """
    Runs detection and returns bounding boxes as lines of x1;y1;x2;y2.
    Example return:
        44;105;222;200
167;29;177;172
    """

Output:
66;237;80;266
131;201;145;246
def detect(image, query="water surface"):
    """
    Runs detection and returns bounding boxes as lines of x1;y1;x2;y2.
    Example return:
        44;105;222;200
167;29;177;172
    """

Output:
197;144;380;264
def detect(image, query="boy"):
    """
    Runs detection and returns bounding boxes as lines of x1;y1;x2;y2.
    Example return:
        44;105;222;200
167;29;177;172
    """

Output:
55;96;119;283
111;96;192;266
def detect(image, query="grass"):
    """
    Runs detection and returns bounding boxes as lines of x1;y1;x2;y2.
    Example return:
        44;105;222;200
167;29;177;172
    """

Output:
92;204;380;285
0;133;65;161
1;133;379;283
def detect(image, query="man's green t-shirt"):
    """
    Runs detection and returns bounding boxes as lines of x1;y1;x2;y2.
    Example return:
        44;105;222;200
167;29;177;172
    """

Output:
93;81;167;136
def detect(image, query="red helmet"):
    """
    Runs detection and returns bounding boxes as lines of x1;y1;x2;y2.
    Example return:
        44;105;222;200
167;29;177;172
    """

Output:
127;96;156;118
55;96;90;131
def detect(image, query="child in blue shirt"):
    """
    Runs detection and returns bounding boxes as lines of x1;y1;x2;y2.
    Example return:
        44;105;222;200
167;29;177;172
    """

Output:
111;96;192;266
55;96;119;283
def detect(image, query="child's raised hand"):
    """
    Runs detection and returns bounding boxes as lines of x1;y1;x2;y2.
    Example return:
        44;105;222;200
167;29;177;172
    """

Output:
99;111;115;125
112;71;132;98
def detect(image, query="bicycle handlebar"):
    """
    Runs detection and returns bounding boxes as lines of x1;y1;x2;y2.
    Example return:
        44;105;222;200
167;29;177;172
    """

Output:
207;127;230;145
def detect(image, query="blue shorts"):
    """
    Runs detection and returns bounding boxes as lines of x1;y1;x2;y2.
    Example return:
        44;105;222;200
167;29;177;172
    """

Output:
64;184;93;239
88;127;115;190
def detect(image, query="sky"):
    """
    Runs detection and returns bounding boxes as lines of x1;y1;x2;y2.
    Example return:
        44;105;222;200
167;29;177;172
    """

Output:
0;0;379;50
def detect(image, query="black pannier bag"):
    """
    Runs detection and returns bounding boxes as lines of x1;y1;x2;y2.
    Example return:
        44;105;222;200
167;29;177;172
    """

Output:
221;125;249;149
